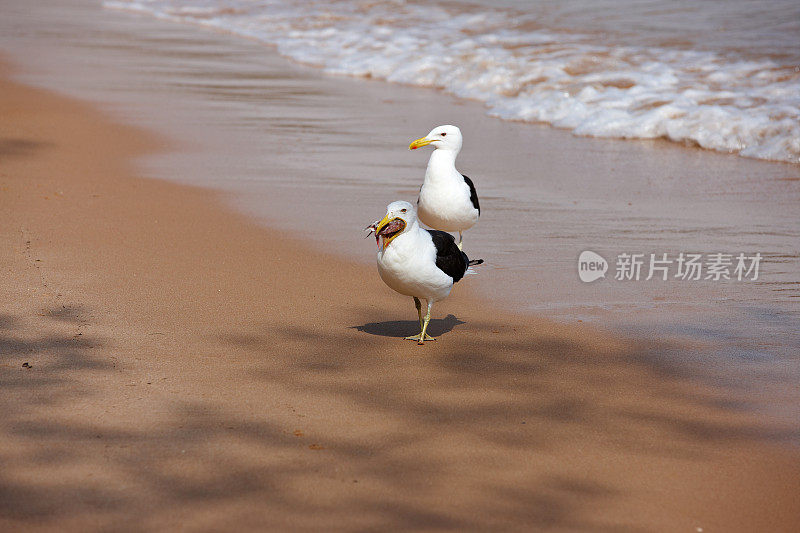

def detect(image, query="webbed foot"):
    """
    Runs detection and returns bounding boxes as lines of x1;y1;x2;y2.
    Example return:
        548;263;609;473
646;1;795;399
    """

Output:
404;333;436;344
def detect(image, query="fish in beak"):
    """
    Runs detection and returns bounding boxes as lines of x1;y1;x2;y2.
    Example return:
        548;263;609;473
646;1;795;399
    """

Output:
372;214;406;249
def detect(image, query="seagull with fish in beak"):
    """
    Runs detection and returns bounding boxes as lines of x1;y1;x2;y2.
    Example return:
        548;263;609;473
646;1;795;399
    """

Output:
366;200;483;344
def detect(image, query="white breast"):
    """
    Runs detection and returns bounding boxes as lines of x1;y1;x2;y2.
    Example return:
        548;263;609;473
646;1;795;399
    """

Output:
417;152;479;232
418;179;478;231
377;228;454;302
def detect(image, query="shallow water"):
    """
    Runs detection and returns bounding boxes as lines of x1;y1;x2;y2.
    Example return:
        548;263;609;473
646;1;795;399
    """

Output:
103;0;800;164
1;0;798;369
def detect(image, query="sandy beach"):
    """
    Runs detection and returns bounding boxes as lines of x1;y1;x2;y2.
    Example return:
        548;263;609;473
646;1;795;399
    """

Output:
3;0;800;530
2;57;800;532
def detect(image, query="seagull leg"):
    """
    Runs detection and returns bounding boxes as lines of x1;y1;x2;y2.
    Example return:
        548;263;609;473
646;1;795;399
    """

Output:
457;232;463;250
404;297;424;341
404;298;435;343
418;300;435;345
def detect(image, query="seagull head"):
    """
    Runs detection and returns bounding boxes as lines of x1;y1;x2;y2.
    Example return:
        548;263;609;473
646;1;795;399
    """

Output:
409;124;462;153
373;200;415;250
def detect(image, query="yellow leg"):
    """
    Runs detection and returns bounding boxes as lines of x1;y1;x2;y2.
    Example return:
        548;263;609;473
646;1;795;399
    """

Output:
418;302;434;345
404;298;435;343
457;232;463;250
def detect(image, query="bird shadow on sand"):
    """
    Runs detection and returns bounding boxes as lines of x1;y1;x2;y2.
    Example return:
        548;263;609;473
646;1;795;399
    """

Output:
351;314;465;339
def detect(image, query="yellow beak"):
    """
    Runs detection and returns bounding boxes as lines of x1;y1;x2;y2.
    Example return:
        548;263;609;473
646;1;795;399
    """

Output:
374;214;392;236
409;136;434;150
374;214;405;250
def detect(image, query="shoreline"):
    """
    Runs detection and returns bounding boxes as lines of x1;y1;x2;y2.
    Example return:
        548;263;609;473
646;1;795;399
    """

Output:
102;0;800;165
2;0;798;365
2;59;800;531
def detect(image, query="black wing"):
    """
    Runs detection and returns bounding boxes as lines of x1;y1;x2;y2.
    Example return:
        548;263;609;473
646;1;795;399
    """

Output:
462;174;480;214
427;230;469;283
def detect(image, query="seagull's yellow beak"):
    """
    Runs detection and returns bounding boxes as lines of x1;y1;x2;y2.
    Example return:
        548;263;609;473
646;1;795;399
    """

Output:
409;136;434;150
374;214;392;236
374;214;406;250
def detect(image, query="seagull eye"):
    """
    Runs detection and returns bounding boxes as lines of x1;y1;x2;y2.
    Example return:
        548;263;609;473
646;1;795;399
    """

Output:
440;132;447;136
401;208;407;213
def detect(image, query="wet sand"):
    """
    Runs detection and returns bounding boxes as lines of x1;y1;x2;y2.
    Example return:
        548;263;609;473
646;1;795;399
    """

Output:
2;61;800;532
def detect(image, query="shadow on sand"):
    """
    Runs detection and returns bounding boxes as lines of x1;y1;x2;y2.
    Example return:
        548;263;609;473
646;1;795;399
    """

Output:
1;305;798;530
350;314;465;338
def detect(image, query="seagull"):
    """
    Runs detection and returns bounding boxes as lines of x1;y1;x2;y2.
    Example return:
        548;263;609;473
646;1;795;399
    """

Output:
409;125;480;250
367;200;483;344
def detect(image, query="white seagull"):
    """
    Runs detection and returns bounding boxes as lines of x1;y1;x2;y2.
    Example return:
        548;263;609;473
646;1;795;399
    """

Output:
367;200;483;344
409;125;480;250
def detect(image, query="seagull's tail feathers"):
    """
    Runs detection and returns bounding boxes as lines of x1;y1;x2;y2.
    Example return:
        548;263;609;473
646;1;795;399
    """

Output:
465;258;484;275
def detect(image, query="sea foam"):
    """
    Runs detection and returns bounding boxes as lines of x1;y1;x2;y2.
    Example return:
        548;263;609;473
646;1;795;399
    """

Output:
104;0;800;164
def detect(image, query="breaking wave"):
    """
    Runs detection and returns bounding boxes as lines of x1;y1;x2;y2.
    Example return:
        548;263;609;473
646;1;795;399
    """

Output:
105;0;800;163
